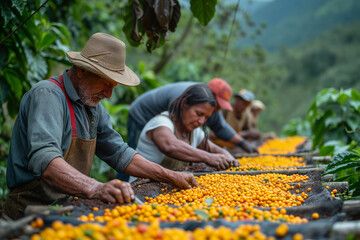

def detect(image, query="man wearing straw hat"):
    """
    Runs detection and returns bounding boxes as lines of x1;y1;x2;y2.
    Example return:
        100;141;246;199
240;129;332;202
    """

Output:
243;100;277;141
2;33;197;220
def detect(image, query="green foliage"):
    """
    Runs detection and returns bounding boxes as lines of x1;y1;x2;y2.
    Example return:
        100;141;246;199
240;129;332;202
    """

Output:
323;151;360;196
0;0;72;131
193;209;209;220
204;197;214;206
90;156;115;183
0;161;8;201
190;0;217;26
318;140;360;157
258;20;360;135
162;58;201;83
103;61;162;138
306;88;360;155
101;99;130;141
0;1;73;198
111;61;165;106
282;118;311;137
122;0;143;47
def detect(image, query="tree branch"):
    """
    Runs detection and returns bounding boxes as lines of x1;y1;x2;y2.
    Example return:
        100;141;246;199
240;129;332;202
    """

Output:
0;0;50;46
153;16;194;74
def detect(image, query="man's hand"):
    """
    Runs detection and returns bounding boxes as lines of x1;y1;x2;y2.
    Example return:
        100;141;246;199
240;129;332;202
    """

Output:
169;172;198;189
91;179;135;204
238;139;259;153
241;129;261;139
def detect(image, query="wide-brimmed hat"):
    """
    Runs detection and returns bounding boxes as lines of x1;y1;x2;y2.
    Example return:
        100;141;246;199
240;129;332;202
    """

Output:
66;33;140;86
235;89;255;102
207;78;233;111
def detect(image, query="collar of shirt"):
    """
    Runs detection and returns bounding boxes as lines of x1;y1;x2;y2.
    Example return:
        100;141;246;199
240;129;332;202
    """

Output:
62;70;81;103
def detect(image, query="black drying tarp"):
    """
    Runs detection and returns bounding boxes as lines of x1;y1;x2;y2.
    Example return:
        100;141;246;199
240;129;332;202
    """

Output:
132;170;326;202
24;170;344;240
175;155;317;173
54;176;342;221
192;168;324;181
55;171;341;220
159;216;339;240
34;208;341;240
24;178;343;240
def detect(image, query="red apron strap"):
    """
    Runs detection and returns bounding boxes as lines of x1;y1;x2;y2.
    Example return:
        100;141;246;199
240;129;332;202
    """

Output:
48;75;77;137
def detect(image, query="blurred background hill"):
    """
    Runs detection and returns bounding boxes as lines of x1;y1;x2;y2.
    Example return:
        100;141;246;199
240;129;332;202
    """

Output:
231;0;360;135
248;0;360;51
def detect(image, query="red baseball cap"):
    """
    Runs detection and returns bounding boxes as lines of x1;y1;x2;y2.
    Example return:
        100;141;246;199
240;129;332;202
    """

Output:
207;78;233;111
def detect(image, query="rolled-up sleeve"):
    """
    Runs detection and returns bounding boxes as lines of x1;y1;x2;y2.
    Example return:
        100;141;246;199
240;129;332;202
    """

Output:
27;87;70;177
95;105;137;173
207;111;236;141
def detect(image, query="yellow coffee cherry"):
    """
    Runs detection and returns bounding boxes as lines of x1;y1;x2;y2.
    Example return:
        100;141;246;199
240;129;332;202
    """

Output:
312;212;319;220
258;136;307;154
275;223;289;237
228;155;306;172
31;220;286;240
293;233;304;240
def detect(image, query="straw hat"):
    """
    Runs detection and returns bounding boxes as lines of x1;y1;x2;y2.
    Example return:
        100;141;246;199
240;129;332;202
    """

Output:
251;100;265;111
66;33;140;86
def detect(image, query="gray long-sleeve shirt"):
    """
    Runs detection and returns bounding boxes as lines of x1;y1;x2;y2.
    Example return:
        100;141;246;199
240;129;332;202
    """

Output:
6;70;136;189
129;82;236;141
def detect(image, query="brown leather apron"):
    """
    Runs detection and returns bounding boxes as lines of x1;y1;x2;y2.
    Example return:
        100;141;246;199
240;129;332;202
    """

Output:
2;75;97;220
159;114;194;170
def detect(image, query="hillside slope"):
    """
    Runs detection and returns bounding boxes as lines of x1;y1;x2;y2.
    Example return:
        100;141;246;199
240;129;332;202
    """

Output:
250;0;360;51
257;21;360;134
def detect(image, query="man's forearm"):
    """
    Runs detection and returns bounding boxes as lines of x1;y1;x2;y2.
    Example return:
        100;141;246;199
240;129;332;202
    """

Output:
124;154;198;189
163;140;213;163
228;133;244;145
42;157;101;199
124;154;176;184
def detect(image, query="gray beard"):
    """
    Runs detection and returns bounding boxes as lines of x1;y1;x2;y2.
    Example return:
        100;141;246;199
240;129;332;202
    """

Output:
78;87;104;107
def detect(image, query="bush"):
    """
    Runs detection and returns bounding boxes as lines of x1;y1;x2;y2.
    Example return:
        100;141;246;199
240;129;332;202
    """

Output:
323;151;360;197
307;88;360;155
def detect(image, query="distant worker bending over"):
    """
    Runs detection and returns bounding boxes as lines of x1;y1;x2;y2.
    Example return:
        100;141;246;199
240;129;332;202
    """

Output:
243;100;276;141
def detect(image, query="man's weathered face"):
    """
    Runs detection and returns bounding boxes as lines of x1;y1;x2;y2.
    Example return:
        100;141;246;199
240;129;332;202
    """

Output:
233;97;251;118
78;71;118;106
251;108;262;118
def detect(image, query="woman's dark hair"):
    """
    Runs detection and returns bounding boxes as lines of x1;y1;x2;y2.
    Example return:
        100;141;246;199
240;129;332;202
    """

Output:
169;84;216;150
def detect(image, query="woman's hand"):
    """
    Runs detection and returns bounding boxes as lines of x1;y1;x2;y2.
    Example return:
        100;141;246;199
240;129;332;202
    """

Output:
202;140;240;170
204;153;239;170
169;172;199;189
